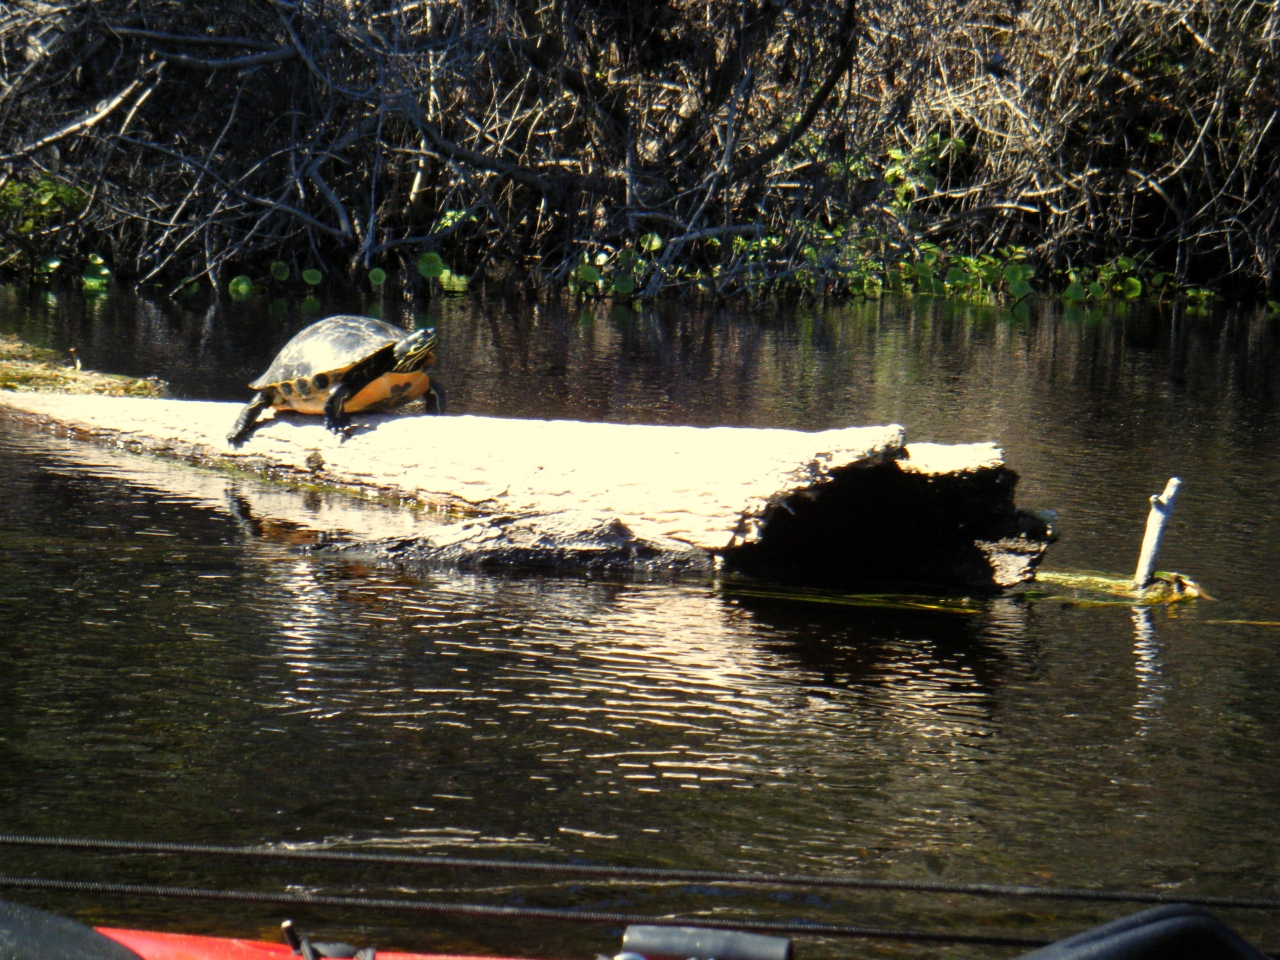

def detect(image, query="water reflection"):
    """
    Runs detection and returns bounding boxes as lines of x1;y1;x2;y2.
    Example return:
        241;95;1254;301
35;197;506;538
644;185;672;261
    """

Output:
1;290;1279;955
1130;606;1167;736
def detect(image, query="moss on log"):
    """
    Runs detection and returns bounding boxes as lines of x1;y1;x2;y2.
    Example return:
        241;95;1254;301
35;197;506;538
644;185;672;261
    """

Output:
0;334;167;397
0;393;1051;589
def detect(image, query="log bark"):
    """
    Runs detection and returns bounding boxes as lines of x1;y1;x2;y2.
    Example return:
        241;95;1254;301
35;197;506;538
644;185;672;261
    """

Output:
0;393;1052;589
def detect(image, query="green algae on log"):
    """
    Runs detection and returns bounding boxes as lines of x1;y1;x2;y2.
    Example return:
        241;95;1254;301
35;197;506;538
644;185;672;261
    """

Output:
0;335;166;397
0;392;1052;590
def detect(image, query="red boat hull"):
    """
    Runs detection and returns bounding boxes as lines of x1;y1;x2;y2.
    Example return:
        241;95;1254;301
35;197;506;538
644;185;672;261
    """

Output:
98;928;522;960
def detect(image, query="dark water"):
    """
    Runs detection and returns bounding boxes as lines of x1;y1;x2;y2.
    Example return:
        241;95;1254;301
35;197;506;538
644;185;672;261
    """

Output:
1;285;1278;958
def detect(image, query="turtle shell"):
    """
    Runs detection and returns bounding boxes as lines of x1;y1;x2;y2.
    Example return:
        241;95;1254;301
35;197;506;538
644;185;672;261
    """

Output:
250;315;409;391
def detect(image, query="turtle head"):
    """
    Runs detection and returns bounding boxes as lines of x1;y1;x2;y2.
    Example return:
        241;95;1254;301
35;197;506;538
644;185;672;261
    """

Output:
392;326;437;370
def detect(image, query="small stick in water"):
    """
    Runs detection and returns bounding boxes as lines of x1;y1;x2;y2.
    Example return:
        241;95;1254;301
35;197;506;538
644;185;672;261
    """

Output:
1134;477;1181;590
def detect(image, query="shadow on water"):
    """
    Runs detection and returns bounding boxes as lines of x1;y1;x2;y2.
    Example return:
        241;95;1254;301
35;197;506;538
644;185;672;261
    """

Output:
719;582;1020;689
1;286;1279;957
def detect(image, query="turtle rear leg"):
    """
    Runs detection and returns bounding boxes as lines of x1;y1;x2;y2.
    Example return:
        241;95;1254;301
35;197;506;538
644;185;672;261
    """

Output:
323;381;359;434
227;391;273;447
424;379;446;415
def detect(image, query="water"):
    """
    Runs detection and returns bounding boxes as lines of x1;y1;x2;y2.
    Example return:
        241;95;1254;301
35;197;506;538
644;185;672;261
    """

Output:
1;286;1278;957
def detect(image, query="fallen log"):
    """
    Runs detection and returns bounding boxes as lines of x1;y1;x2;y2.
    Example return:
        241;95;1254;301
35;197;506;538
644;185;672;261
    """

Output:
0;392;1052;589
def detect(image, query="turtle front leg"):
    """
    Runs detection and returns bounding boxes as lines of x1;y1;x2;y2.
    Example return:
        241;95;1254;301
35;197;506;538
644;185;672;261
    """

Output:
323;380;359;435
227;391;273;447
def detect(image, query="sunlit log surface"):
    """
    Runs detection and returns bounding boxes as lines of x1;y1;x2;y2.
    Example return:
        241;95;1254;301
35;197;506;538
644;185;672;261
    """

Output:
0;393;1051;588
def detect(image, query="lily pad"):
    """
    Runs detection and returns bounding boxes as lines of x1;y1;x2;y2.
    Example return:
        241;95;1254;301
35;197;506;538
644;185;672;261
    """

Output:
228;275;254;300
417;252;444;279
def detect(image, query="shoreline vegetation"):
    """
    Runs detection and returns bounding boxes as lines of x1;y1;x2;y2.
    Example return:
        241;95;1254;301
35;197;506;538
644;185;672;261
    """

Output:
1;1;1277;303
0;333;166;396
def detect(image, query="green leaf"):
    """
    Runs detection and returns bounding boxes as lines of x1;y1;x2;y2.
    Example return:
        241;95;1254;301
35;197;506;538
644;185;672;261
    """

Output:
914;262;933;281
945;268;968;286
1009;278;1032;299
639;233;663;252
1267;300;1280;314
610;274;636;295
228;275;253;300
1123;276;1143;299
1117;256;1136;273
270;261;290;282
577;264;601;284
368;267;387;287
300;296;322;314
417;252;444;278
1003;263;1023;283
82;255;110;285
1088;281;1106;299
616;248;635;265
38;257;61;274
302;268;323;286
1064;281;1087;301
436;208;477;230
1151;273;1166;287
439;270;469;293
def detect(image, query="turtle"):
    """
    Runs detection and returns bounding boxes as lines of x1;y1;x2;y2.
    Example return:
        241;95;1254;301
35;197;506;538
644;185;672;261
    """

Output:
227;315;443;446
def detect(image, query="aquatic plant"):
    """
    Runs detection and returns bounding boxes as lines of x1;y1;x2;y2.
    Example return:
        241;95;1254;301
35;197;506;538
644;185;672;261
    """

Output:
416;253;444;279
227;275;254;300
81;254;110;291
0;334;166;397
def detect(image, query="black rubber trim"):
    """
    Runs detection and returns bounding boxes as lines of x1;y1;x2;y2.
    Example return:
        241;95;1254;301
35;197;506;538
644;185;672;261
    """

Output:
1;834;1276;910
